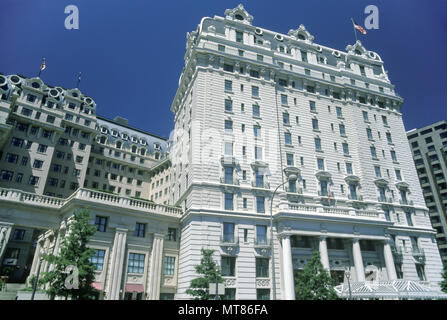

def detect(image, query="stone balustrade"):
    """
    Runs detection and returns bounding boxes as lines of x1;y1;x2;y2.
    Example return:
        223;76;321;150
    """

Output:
286;202;383;220
0;187;183;217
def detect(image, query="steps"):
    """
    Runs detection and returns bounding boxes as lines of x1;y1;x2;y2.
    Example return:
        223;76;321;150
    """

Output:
0;283;26;300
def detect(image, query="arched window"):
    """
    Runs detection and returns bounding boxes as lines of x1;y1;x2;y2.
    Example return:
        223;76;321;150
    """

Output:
116;141;122;149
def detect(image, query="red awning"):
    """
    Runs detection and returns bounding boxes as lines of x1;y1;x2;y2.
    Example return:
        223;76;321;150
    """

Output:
125;284;144;293
92;282;103;291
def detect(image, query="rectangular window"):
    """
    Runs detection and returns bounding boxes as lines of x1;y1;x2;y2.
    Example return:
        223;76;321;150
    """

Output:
128;253;145;274
224;142;233;156
257;289;270;300
256;196;265;213
224;167;233;184
252;86;259;97
5;153;19;164
236;31;243;43
252;104;260;117
366;128;373;140
336;107;343;118
286;153;294;166
309;101;316;112
312;118;319;131
37;144;48;153
134;223;146;237
225;80;232;92
95;216;107;232
256;258;269;278
90;249;105;271
163;256;176;276
346;163;353;175
281;94;288;105
221;256;236;277
317;158;325;171
225;99;232;112
284;132;292;145
224;193;234;210
224;120;233;133
374;166;382;178
28;175;39;186
168;228;177;241
256;225;267;245
223;222;234;243
33;160;44;169
362;111;369;122
370;146;377;159
255;146;262;160
339;124;346;136
283;113;289;125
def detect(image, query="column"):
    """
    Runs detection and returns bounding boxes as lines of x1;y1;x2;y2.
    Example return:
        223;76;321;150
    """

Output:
319;236;330;271
107;228;127;300
146;233;164;300
27;238;43;285
383;240;397;281
0;222;13;261
352;239;365;282
281;235;295;300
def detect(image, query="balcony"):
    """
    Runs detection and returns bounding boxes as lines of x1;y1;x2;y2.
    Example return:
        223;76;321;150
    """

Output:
220;177;240;186
254;237;271;249
400;199;414;206
251;181;270;189
318;191;334;198
378;197;393;203
285;186;303;194
348;194;364;201
220;235;239;247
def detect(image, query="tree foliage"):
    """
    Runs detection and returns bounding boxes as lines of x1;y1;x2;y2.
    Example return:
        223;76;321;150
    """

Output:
294;251;339;300
186;249;224;300
39;208;98;300
441;264;447;293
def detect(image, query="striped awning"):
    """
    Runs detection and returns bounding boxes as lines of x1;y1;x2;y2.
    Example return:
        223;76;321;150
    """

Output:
334;280;447;300
125;284;144;293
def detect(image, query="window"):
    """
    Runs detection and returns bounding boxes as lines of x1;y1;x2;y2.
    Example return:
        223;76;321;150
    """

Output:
12;229;25;241
415;264;426;281
28;176;39;186
223;222;235;243
301;51;308;62
252;104;260;117
284;132;292;145
253;125;261;138
250;70;260;78
327;238;345;250
1;170;13;181
221;256;236;277
224;167;233;184
224;142;233;156
11;137;24;148
218;44;225;52
281;94;288;105
257;289;270;300
395;263;403;279
366;128;373;140
286;153;294;166
128;253;145;274
339;124;346;136
283;113;289;125
313;137;322;151
256;258;269;277
225;80;232;92
255;146;262;160
336;107;343;118
95;216;107;232
37;144;48;153
370;146;377;159
5;153;19;164
15;173;23;183
252;86;259;97
256;226;267;245
90;249;105;271
134;223;145;237
317;158;325;171
342;143;349;155
346;163;353;175
224;99;232;112
167;228;177;241
312;118;319;131
256;196;265;213
309;101;316;112
386;132;393;144
362;111;369;122
224;192;233;210
374;166;382;178
382;116;388;126
33;160;44;169
360;240;376;252
224;120;233;133
163;256;176;276
224;64;234;72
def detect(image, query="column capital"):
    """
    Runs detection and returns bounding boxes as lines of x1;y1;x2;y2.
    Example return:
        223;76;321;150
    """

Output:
153;233;165;240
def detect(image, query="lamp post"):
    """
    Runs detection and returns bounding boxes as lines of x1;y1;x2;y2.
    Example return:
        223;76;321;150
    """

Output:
214;266;220;300
344;267;352;300
31;249;45;300
270;171;297;300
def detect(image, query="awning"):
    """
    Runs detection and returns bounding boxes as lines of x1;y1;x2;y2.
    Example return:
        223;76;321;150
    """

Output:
125;284;144;293
92;282;103;291
334;280;447;300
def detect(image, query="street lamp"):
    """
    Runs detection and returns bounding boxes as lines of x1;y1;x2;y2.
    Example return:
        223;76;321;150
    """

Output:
270;170;298;300
214;266;220;300
31;249;45;300
344;267;352;300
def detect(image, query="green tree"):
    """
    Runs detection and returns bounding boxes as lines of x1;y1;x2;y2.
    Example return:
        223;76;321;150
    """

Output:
186;249;224;300
40;208;98;300
440;264;447;293
294;251;339;300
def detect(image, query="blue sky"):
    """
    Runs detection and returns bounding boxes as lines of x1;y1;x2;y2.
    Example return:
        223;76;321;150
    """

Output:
1;0;446;138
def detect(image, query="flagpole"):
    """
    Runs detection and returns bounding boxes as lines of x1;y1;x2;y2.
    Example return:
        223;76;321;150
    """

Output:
350;18;358;42
76;72;81;89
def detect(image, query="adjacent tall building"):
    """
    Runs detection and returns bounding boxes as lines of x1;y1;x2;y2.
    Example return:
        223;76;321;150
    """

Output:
407;121;447;263
0;5;446;300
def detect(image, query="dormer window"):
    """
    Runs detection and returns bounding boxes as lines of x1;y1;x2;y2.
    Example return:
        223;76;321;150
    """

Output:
116;141;122;149
298;34;305;40
132;136;138;143
235;14;244;20
140;148;146;156
131;145;137;153
140;139;147;146
111;130;119;137
31;82;40;89
101;127;108;134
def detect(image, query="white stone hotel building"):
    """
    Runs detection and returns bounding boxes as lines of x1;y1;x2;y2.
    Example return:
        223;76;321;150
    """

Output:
0;5;445;300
